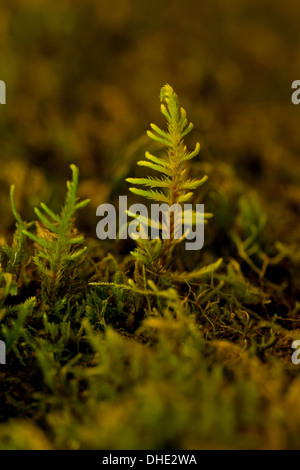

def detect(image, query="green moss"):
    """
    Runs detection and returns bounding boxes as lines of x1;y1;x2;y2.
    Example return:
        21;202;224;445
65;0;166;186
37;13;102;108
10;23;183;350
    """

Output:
0;83;300;451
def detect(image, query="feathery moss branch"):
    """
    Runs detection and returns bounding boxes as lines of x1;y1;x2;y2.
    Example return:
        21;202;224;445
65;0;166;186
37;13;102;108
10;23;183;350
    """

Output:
23;164;90;307
126;84;212;270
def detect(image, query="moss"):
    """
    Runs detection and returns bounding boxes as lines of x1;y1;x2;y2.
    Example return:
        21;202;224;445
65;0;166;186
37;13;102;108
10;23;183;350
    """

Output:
0;83;300;450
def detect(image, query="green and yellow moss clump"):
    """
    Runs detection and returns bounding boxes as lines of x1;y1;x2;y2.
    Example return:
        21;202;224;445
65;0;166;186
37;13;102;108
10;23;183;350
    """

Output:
0;85;300;450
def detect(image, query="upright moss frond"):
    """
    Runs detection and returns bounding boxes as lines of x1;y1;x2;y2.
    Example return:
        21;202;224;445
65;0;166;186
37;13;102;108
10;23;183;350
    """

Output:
0;186;34;282
127;84;206;205
126;84;211;269
23;165;90;306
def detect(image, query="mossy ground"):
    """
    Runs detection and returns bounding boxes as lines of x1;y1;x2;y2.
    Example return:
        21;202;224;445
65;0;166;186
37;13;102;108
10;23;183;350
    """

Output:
0;0;300;450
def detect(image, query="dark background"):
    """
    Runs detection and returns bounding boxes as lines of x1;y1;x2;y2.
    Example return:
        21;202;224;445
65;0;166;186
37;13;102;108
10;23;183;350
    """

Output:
0;0;299;245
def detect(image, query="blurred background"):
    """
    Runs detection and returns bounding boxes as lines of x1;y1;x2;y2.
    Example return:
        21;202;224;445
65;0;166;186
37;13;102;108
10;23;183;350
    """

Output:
0;0;299;246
